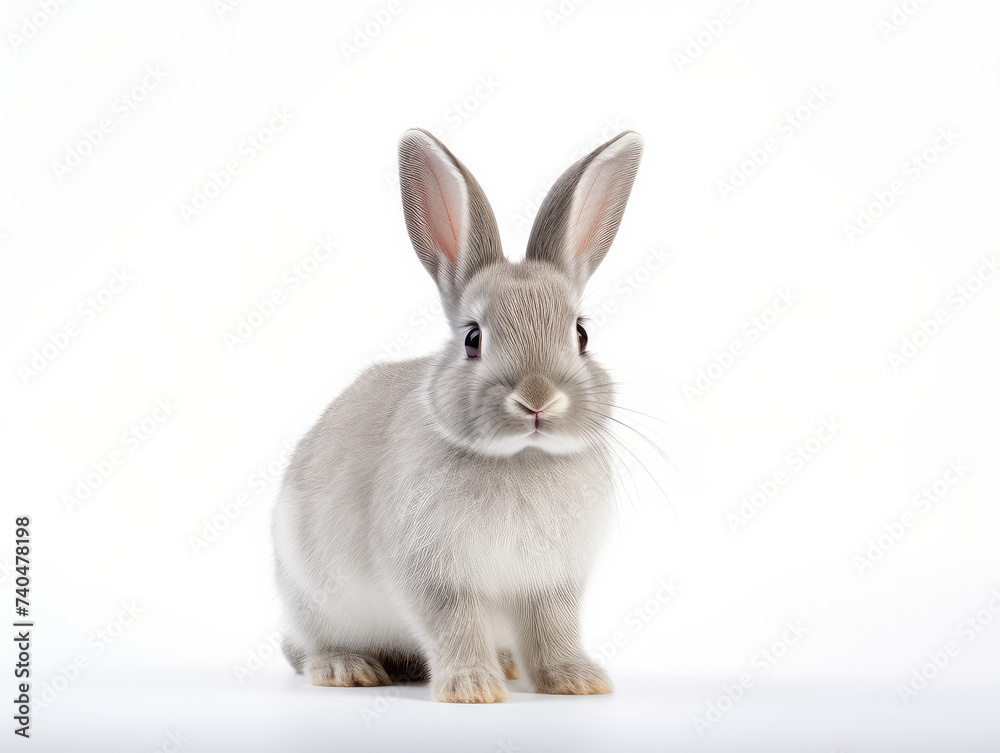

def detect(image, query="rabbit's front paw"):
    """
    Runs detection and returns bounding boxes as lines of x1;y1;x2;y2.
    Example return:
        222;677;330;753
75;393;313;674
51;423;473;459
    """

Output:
432;666;509;703
533;659;613;695
307;651;391;687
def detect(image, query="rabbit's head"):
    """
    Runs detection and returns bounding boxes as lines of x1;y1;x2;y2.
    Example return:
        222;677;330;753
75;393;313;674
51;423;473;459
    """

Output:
398;129;643;458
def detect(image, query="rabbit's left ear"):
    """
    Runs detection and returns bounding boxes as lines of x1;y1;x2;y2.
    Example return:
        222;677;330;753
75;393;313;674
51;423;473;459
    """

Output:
526;131;643;291
398;129;504;314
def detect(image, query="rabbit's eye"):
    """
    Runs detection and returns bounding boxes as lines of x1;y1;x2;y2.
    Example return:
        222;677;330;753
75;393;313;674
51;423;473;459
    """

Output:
465;325;481;358
577;321;588;353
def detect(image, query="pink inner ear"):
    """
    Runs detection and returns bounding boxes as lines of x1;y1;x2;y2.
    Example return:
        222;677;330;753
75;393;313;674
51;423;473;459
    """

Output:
570;159;614;259
574;224;599;260
422;154;464;264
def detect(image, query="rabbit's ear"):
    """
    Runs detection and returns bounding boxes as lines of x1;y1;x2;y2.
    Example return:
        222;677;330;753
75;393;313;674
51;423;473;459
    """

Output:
526;131;643;290
398;129;503;309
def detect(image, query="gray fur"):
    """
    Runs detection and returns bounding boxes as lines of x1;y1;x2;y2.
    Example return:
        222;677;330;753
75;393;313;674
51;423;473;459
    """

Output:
271;128;643;702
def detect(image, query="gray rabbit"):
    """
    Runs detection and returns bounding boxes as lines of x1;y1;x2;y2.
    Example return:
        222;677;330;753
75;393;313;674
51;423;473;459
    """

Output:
271;128;643;702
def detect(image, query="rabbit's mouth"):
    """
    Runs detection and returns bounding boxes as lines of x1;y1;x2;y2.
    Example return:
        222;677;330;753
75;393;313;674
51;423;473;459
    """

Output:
509;419;593;456
509;396;564;442
529;412;557;436
466;420;594;457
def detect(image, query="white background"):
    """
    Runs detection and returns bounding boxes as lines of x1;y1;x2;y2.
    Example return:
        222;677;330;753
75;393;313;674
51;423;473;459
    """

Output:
2;0;999;750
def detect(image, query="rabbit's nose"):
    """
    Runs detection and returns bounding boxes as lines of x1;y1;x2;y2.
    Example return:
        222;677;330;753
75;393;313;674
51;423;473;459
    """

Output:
508;376;567;416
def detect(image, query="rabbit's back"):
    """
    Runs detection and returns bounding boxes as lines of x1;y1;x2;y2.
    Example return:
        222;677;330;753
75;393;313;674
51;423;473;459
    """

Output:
272;357;432;656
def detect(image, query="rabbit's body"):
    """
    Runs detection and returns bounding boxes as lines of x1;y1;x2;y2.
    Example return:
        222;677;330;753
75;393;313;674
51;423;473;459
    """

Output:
274;355;615;674
272;128;643;702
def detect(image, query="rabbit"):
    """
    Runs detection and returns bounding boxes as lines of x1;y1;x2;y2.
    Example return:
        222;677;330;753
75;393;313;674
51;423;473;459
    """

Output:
271;127;643;703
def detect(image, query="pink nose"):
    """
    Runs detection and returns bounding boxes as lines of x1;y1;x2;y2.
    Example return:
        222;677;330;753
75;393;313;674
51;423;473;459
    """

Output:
513;398;545;415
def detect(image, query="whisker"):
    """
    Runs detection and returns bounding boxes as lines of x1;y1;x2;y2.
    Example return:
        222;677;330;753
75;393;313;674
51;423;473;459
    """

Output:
580;413;679;525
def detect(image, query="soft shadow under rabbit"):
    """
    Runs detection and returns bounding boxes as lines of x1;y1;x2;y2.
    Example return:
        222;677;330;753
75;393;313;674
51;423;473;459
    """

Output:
272;128;643;703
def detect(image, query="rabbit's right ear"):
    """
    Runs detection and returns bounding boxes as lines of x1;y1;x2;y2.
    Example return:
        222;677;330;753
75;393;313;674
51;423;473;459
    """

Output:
398;129;504;315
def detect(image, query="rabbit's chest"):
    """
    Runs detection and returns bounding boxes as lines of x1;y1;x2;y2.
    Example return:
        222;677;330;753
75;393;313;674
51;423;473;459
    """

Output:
382;454;615;590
